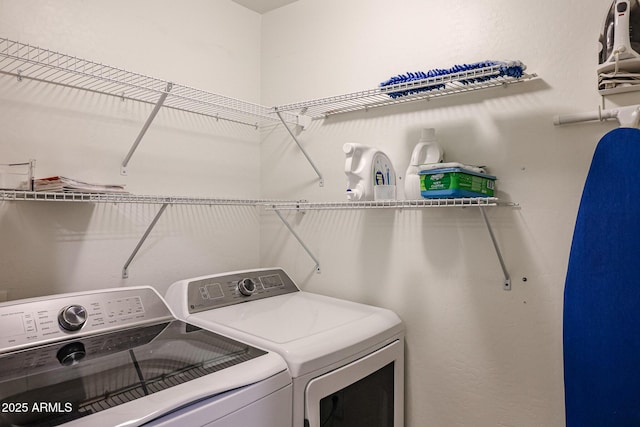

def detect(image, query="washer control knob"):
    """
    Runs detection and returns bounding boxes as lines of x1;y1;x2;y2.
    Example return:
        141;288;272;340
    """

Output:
58;305;88;331
56;342;86;366
238;278;256;296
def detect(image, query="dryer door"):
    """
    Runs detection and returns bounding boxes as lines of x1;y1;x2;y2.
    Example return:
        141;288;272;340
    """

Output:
304;340;403;427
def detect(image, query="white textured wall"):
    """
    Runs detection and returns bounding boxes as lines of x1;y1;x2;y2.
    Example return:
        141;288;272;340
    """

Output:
260;0;632;426
0;0;263;298
1;1;634;426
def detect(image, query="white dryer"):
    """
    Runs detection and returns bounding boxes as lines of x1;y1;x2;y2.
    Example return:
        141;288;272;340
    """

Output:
165;267;405;427
0;286;292;427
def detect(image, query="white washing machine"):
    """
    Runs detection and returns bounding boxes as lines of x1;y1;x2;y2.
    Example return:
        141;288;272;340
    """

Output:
165;267;405;427
0;286;292;427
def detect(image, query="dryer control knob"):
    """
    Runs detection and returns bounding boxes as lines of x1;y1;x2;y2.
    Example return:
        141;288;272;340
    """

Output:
58;305;88;331
238;278;256;296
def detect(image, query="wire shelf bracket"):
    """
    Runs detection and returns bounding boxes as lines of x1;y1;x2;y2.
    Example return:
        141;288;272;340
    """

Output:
479;206;511;290
122;202;169;279
275;109;324;187
273;208;321;274
121;82;173;175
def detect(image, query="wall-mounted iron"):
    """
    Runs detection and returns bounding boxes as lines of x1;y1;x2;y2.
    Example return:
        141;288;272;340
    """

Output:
598;0;640;94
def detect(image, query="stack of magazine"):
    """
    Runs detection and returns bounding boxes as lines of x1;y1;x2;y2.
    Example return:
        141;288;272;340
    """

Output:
34;176;128;193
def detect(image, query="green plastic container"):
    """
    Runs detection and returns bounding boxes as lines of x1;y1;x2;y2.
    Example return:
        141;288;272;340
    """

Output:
419;167;496;198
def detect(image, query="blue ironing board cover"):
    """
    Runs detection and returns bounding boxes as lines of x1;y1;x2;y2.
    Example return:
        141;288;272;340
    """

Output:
564;127;640;426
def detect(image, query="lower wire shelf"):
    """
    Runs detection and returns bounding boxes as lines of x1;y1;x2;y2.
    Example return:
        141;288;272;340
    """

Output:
0;190;287;206
0;190;296;278
267;197;516;290
266;197;511;210
0;192;515;288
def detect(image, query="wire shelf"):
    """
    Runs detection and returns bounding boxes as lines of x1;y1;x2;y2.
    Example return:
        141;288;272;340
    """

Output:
0;37;537;137
0;37;298;127
0;190;294;206
274;64;537;119
267;197;508;211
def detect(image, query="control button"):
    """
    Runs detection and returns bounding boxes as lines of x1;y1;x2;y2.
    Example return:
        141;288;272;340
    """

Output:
238;278;256;296
58;305;88;331
56;342;86;366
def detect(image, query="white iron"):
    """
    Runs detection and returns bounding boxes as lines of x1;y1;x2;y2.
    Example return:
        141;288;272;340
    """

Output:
598;0;640;93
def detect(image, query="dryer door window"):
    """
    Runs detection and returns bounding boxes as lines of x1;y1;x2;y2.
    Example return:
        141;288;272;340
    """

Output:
319;362;393;427
305;340;403;427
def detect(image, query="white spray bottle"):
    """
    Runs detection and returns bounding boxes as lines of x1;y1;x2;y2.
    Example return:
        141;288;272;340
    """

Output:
343;143;396;201
404;128;444;199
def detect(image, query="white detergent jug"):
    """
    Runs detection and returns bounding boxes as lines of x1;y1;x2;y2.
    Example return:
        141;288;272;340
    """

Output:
343;143;396;201
404;128;444;199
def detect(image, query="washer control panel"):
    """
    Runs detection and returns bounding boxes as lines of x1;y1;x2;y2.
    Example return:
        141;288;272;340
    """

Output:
0;322;167;376
237;278;257;296
0;287;173;353
186;268;299;313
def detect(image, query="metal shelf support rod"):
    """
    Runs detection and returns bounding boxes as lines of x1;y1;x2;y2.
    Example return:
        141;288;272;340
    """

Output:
275;110;324;187
122;202;169;279
274;209;321;273
121;82;173;175
479;206;511;290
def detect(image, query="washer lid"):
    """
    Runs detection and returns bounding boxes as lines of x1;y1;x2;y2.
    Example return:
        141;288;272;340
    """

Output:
185;292;404;377
197;292;376;343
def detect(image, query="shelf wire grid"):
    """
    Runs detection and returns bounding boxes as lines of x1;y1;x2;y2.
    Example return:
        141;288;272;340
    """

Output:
0;191;512;210
0;38;535;126
0;190;296;206
267;197;505;210
274;65;536;119
0;38;298;127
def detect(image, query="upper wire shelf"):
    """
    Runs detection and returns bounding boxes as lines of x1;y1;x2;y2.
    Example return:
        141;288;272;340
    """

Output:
0;190;294;206
274;64;537;119
267;197;511;210
0;38;298;128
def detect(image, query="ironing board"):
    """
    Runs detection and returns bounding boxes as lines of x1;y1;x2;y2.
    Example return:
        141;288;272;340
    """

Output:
564;127;640;426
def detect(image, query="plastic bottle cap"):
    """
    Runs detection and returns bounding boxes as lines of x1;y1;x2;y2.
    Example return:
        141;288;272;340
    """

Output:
343;143;355;154
420;128;436;142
